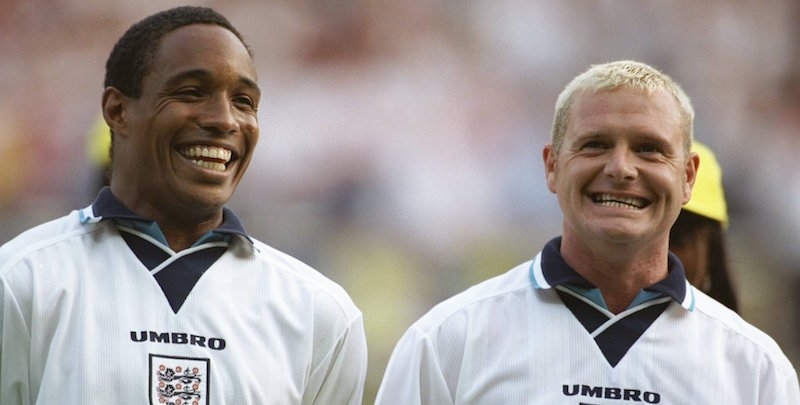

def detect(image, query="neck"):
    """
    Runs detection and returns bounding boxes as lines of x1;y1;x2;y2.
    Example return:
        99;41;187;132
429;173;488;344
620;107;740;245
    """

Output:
109;184;223;252
158;219;220;252
559;234;669;314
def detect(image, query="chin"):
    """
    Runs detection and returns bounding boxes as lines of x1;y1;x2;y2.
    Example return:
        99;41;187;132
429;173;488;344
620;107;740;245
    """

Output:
594;227;644;244
182;186;235;210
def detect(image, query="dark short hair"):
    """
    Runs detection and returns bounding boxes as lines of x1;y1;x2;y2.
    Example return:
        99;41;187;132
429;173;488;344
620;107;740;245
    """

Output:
104;6;252;98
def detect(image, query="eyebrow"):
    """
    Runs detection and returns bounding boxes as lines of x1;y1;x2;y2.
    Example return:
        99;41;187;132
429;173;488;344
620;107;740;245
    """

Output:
163;68;260;97
240;77;260;98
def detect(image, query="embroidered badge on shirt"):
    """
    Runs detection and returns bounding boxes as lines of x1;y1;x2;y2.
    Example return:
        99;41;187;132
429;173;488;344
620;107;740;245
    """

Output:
150;354;210;405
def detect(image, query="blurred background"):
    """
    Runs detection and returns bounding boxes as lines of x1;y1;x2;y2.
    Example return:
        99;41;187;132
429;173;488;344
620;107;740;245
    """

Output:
1;0;799;402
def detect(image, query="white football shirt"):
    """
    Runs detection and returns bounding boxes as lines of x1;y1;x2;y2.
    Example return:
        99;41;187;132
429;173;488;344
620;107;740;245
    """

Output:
375;238;799;404
1;189;367;405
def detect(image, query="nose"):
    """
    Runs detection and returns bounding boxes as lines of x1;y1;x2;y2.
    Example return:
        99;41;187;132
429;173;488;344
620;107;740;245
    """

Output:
604;147;637;181
198;95;238;134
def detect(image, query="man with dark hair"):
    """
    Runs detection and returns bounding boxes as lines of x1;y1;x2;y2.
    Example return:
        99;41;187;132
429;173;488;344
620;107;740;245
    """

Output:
0;6;367;404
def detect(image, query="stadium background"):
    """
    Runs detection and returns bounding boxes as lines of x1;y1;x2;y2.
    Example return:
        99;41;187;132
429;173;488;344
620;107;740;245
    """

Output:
1;1;799;402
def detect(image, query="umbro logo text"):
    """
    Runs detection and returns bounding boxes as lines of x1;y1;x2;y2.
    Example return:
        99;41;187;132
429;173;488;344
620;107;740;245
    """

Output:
563;384;661;403
130;331;226;350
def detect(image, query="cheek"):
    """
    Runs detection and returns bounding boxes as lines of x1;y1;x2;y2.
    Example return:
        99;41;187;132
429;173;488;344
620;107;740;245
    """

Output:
241;116;259;144
649;169;688;202
247;126;259;146
551;159;583;189
241;128;259;163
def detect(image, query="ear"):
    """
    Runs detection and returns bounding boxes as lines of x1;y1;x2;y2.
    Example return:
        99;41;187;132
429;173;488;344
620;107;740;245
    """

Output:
102;87;127;136
543;143;558;194
682;151;700;204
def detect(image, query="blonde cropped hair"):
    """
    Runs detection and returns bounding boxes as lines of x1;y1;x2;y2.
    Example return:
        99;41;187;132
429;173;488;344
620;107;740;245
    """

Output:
551;60;695;156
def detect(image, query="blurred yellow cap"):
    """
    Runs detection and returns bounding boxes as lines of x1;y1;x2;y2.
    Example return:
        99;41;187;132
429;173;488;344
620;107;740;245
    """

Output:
87;114;111;166
684;141;729;227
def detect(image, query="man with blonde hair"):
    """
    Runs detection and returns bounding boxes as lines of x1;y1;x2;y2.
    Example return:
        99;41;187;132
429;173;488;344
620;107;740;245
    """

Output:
376;60;799;404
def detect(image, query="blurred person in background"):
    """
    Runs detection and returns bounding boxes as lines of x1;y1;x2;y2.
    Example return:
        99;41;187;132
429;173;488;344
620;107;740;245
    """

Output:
670;141;739;312
86;113;111;191
375;60;799;404
0;6;366;404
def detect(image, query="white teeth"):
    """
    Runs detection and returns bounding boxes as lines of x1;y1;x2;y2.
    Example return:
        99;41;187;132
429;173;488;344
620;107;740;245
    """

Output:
180;145;233;172
191;159;227;172
593;193;647;209
181;145;232;163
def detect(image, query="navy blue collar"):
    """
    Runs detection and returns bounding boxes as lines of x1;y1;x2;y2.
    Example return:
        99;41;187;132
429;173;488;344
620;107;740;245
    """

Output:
531;237;694;311
80;187;253;246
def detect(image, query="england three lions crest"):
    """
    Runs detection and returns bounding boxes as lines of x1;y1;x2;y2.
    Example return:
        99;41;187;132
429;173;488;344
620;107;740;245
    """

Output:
150;354;210;405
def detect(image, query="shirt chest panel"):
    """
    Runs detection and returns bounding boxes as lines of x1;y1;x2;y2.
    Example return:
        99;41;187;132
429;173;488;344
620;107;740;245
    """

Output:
453;290;760;404
27;237;314;404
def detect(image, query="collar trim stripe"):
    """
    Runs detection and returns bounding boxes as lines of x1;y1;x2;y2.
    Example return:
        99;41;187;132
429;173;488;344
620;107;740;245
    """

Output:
529;252;550;289
682;280;696;311
79;206;101;224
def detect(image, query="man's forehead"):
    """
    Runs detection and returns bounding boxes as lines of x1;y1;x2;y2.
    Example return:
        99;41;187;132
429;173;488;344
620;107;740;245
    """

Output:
564;89;684;145
570;87;680;122
148;24;257;83
156;24;250;58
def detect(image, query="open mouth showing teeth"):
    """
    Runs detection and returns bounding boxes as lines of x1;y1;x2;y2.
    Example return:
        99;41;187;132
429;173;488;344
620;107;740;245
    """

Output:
591;193;650;209
180;145;233;172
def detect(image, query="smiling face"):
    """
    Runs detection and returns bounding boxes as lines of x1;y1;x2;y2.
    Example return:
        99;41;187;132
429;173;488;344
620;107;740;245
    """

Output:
544;87;697;250
104;24;260;224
